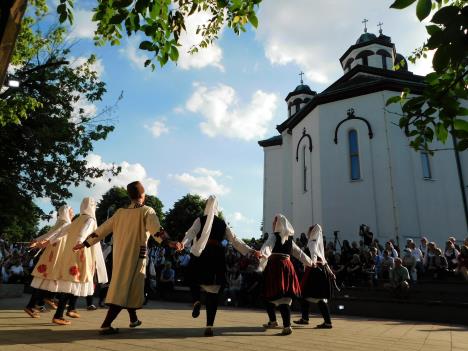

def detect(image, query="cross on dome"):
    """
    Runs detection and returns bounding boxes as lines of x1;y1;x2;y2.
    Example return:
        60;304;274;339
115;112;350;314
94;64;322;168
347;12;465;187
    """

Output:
299;71;304;84
378;21;384;35
362;18;368;33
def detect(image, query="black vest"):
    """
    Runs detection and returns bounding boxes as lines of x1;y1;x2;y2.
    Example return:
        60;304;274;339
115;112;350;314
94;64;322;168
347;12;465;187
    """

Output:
272;232;293;254
196;215;227;241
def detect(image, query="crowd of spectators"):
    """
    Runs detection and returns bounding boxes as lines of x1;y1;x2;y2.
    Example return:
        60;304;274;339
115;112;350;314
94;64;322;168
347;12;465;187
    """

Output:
2;231;468;305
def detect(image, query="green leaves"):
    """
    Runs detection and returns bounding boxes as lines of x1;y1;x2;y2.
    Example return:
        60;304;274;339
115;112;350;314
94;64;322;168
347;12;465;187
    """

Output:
390;0;417;9
454;119;468;133
416;0;432;20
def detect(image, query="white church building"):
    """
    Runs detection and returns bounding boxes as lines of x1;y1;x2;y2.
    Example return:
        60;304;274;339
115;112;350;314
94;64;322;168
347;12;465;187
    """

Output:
259;28;468;246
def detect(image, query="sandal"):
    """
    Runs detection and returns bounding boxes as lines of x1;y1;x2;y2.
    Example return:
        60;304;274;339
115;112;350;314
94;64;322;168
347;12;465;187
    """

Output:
24;308;40;318
192;301;201;318
52;318;71;325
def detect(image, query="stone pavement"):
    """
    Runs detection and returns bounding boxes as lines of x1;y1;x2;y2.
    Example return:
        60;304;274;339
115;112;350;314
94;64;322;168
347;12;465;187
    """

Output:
0;296;467;351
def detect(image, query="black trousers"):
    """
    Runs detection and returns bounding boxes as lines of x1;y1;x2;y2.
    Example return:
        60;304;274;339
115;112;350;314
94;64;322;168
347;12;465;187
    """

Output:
53;293;78;319
266;302;291;327
190;285;220;327
300;299;332;324
26;289;44;309
101;304;138;328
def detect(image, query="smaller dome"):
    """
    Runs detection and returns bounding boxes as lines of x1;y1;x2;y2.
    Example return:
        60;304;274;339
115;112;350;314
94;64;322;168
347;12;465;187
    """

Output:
293;84;315;95
394;53;408;71
356;32;377;44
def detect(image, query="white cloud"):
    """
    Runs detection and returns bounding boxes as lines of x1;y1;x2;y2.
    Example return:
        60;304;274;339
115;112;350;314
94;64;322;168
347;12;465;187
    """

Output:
170;168;230;197
145;119;169;138
70;56;105;77
185;83;278;140
119;36;150;71
82;153;160;199
68;9;96;40
411;50;435;76
256;0;432;84
177;10;224;71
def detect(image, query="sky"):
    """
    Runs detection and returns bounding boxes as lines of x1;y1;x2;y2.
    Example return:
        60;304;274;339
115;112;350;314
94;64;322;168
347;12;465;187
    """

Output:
37;0;433;238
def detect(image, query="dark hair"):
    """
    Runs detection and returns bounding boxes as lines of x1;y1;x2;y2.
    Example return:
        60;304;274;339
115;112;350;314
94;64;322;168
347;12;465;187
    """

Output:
127;181;145;200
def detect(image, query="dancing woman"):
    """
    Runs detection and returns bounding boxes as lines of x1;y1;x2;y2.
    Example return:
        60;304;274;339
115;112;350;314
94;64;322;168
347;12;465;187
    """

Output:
25;205;73;318
178;195;261;337
294;224;335;329
260;214;313;335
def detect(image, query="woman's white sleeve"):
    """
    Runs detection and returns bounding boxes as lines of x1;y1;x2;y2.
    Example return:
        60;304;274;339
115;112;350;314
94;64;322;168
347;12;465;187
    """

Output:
226;227;252;256
292;241;313;267
181;218;201;246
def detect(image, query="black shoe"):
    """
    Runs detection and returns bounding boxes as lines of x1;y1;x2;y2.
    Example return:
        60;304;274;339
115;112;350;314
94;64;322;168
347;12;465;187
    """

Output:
87;305;97;311
316;322;332;329
129;320;142;328
99;327;119;335
293;318;309;325
192;301;201;318
204;327;214;337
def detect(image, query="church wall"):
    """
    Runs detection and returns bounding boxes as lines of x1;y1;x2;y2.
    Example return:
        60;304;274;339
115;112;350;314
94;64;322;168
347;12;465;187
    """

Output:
262;145;284;235
281;131;293;221
290;108;321;237
316;93;392;243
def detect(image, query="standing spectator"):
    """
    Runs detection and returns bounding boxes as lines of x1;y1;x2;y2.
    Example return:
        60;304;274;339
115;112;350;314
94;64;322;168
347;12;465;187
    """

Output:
444;240;460;272
380;250;394;280
341;240;352;265
457;238;468;281
386;258;410;296
401;248;417;282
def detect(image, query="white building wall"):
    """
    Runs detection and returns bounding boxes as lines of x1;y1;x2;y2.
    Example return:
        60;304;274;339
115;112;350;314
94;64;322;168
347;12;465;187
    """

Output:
262;145;284;235
281;131;293;221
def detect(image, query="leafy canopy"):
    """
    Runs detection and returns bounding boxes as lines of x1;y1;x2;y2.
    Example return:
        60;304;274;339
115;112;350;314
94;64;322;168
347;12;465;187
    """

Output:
55;0;261;70
388;0;468;151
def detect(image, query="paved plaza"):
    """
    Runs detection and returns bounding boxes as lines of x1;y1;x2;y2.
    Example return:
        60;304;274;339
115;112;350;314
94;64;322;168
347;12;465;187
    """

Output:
0;296;467;351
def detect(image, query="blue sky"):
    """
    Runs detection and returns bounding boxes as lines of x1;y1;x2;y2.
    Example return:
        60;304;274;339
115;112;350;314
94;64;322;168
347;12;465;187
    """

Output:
37;0;432;238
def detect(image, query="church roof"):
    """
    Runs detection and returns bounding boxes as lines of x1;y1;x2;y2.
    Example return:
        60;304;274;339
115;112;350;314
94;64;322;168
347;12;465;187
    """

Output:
285;84;316;101
258;135;283;147
276;65;426;134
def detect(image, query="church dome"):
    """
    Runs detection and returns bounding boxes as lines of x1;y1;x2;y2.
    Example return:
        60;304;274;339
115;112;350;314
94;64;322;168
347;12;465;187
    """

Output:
356;32;377;44
293;84;315;95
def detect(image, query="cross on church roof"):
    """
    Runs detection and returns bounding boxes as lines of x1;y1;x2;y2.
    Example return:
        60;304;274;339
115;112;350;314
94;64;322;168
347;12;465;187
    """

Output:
378;21;384;35
299;71;304;84
362;18;368;33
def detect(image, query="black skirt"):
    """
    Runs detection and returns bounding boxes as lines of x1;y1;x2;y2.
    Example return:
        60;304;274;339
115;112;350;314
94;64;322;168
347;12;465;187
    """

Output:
300;265;332;299
185;244;227;287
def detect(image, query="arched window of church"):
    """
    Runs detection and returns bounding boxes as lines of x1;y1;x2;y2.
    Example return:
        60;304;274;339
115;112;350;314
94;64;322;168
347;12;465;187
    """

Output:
377;49;391;70
420;151;432;179
348;130;361;180
302;145;308;192
355;50;374;67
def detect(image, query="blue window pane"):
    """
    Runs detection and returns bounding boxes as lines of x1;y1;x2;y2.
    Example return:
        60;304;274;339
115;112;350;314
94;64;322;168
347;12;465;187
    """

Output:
351;156;360;180
349;130;359;154
421;152;431;179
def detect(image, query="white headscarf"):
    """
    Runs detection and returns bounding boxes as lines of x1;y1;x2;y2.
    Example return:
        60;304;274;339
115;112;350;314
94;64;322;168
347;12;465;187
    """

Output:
307;224;326;264
191;195;219;257
274;214;294;244
57;205;72;223
80;197;96;219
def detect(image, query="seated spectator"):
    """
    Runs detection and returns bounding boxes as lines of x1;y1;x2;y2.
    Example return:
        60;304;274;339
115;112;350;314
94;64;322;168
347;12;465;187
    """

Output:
385;241;399;258
345;254;362;287
409;242;424;278
448;236;461;251
159;262;175;298
341;240;353;265
350;241;360;256
363;248;378;286
458;238;468;281
225;271;242;306
332;253;346;287
177;249;190;279
7;258;24;283
428;248;448;279
444;240;459;271
385;258;410;297
380;250;394;280
401;248;417;282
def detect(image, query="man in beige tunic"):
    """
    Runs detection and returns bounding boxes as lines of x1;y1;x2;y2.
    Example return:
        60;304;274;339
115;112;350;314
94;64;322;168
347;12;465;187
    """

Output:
74;181;169;334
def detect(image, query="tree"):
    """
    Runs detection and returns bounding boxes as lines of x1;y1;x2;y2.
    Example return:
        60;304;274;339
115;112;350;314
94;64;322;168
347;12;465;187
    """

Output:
0;1;119;237
163;194;206;240
95;186;164;225
388;0;468;152
0;196;41;242
54;0;261;70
